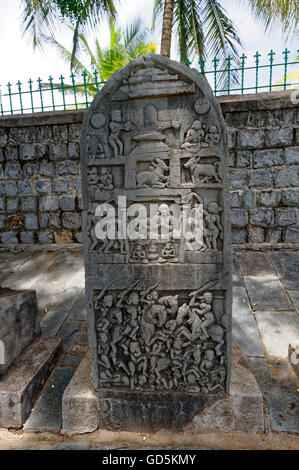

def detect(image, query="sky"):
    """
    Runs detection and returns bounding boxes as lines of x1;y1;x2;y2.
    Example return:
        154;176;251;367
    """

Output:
0;0;297;94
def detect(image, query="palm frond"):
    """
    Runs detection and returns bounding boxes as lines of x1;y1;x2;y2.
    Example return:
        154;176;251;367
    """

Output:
245;0;299;40
202;0;243;88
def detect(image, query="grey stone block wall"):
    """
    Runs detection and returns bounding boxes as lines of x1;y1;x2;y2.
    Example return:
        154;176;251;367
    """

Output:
0;91;298;246
221;91;299;245
0;113;83;245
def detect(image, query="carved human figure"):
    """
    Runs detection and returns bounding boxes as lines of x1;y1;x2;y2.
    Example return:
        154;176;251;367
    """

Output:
130;242;148;263
182;120;205;150
98;167;114;189
192;292;215;339
97;331;112;373
205;125;220;146
203;202;223;251
161;242;177;261
86;134;106;161
108;110;132;157
200;349;215;372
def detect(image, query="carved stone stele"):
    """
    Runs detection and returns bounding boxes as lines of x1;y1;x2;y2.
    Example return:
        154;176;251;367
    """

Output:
80;55;232;431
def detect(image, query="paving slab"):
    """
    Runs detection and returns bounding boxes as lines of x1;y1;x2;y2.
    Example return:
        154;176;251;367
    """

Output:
244;276;293;311
236;252;278;278
24;367;75;432
2;253;58;291
249;357;299;433
270;251;299;290
0;253;33;284
41;270;85;337
289;291;299;313
254;310;299;357
32;253;83;314
232;285;264;357
68;290;87;321
0;337;62;428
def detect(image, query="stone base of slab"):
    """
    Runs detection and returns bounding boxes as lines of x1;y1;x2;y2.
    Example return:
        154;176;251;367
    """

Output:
288;342;299;380
0;336;62;428
61;343;264;436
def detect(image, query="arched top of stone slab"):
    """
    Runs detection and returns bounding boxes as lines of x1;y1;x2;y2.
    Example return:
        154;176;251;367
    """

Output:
81;55;227;151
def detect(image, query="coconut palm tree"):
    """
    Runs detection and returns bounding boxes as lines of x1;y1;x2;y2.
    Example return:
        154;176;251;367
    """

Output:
153;0;298;83
21;0;116;69
43;17;157;97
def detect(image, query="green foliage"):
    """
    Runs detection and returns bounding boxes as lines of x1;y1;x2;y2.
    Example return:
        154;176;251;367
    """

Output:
153;0;242;87
21;0;116;67
43;18;157;96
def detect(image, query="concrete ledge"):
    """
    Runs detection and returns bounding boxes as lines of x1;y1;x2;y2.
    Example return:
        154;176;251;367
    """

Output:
0;109;86;127
0;243;83;253
61;344;264;436
0;336;62;428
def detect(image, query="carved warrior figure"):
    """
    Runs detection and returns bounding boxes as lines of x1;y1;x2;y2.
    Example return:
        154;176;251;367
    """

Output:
93;283;226;393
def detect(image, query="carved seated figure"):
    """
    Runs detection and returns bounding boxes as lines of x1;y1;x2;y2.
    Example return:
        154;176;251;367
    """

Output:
205;125;220;146
181;120;208;153
130;242;148;263
160;242;178;262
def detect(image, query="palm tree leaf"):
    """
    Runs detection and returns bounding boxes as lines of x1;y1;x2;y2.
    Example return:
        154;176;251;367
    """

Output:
244;0;299;40
202;0;243;88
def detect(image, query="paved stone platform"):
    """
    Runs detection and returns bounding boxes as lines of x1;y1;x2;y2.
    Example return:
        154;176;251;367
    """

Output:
0;250;298;446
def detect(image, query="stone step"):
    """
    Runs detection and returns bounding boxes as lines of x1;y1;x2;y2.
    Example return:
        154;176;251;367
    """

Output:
0;336;62;428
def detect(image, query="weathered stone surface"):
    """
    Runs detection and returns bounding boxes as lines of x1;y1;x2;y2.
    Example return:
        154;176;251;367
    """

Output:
275;167;299;188
288;342;299;379
238;129;264;149
0;289;40;375
270;251;299;290
80;55;233;430
258;190;281;207
285;146;299;165
61;357;99;435
248;169;272;188
253;149;283;168
250;208;274;227
244;278;292;311
265;128;293;148
255;311;299;356
0;336;62;428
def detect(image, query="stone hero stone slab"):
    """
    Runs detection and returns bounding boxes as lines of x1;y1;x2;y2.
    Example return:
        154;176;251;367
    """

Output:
0;288;40;376
80;55;233;431
0;336;62;428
